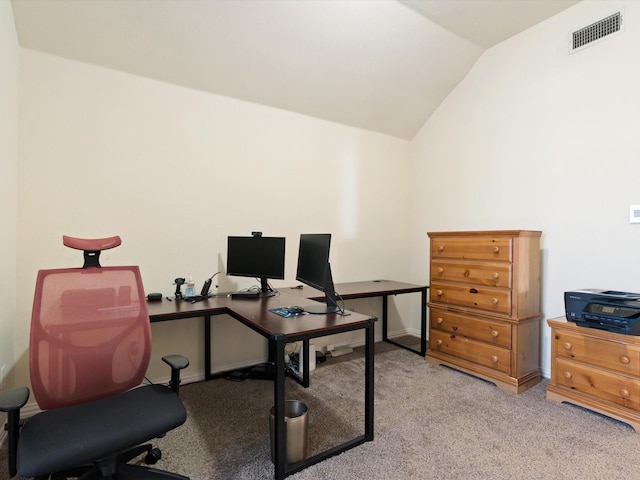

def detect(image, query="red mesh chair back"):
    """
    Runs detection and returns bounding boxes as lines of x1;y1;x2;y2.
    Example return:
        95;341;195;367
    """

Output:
30;265;151;410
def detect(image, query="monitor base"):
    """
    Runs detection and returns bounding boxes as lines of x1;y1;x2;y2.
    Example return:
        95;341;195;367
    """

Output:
303;304;340;315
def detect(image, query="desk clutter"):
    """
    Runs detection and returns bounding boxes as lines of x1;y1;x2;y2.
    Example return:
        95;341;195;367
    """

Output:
172;272;221;301
221;346;329;382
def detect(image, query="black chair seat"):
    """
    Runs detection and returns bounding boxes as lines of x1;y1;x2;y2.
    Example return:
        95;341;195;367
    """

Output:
17;384;186;477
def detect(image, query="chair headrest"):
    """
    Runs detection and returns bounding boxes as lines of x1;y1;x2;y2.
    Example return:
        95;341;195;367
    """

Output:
62;235;122;268
62;235;122;251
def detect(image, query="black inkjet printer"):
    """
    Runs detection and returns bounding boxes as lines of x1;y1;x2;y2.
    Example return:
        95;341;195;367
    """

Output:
565;289;640;335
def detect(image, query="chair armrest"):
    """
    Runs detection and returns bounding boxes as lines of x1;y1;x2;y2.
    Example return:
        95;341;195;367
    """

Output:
162;355;189;394
0;386;29;412
0;387;29;478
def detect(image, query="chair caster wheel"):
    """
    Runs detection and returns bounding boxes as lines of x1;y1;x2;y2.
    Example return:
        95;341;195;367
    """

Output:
145;447;162;464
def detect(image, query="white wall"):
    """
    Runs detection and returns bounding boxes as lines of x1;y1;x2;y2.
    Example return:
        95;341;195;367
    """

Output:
14;0;630;396
0;1;19;398
408;0;640;377
16;49;412;387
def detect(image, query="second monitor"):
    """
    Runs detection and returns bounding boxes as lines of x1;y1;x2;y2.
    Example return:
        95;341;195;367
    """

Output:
296;233;340;314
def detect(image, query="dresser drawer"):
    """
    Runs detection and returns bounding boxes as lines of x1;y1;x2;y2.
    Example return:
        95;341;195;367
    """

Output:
430;307;511;348
431;260;511;288
431;283;511;315
431;236;512;262
429;329;511;374
555;358;640;411
554;330;640;376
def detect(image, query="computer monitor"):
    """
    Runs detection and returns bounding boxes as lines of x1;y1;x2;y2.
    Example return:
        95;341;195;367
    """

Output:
227;234;286;297
295;233;340;314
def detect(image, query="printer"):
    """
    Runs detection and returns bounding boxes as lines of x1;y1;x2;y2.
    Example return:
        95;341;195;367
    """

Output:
565;289;640;335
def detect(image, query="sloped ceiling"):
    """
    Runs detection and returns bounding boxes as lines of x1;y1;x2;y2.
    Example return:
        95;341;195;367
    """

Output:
10;0;580;139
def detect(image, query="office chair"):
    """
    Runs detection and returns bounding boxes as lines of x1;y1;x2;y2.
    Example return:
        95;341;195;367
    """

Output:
0;235;190;479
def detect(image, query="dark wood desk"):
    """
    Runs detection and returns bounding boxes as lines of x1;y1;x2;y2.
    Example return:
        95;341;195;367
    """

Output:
284;280;428;356
147;292;376;480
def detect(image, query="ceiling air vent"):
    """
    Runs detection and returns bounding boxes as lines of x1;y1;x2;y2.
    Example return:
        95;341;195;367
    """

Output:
570;11;623;54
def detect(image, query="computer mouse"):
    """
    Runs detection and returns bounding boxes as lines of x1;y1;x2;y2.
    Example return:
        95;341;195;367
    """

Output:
288;306;305;315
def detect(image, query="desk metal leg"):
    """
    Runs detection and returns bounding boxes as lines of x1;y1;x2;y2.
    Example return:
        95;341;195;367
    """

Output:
204;315;212;381
273;334;287;480
271;319;376;479
382;295;389;342
420;288;428;356
301;338;310;388
284;339;310;388
382;287;428;356
365;320;374;439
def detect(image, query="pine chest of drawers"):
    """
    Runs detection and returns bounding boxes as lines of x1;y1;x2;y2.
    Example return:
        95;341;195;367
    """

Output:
426;230;542;394
547;316;640;432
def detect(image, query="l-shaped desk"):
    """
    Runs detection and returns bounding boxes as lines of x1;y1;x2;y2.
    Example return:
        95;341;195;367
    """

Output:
146;279;427;479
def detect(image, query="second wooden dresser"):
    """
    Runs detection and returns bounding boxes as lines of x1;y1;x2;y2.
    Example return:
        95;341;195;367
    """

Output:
547;316;640;432
426;230;542;394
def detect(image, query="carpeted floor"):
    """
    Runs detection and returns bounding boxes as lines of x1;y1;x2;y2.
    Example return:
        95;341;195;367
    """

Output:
3;339;640;479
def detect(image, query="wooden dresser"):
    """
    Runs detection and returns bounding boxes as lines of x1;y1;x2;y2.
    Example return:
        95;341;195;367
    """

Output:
547;316;640;432
426;230;542;394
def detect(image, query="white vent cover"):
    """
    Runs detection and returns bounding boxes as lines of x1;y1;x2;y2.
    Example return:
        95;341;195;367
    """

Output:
570;11;623;54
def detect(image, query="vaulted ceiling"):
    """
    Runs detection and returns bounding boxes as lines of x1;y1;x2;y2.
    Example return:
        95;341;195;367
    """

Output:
10;0;580;139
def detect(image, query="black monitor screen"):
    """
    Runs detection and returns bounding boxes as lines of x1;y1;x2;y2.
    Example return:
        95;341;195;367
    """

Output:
296;233;339;314
227;236;286;296
296;234;331;291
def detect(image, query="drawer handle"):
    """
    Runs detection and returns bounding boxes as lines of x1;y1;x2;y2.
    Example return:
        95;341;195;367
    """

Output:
436;339;443;346
492;298;499;305
437;245;444;253
436;317;444;325
620;388;630;399
563;342;572;351
436;290;443;297
437;267;444;275
490;355;498;364
469;288;478;294
492;272;500;280
493;246;500;254
620;355;631;365
563;371;572;380
491;330;499;338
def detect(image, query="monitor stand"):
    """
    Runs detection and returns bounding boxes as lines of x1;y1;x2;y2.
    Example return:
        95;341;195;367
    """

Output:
303;264;340;314
257;277;276;297
231;277;276;299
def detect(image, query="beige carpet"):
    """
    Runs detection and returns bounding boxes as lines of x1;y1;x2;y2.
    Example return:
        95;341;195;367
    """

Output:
3;340;640;479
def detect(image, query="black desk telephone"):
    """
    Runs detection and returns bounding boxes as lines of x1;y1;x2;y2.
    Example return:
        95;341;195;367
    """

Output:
189;272;221;303
200;277;213;297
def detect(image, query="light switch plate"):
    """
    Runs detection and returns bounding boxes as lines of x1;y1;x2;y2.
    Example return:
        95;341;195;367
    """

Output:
630;205;640;223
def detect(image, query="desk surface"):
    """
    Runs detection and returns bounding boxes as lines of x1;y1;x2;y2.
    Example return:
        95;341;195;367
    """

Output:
284;279;427;301
147;291;374;339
